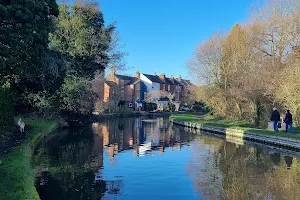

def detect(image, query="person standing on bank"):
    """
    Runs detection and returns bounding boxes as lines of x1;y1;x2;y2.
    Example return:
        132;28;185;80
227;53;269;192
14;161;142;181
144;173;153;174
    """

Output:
270;107;280;132
284;110;295;134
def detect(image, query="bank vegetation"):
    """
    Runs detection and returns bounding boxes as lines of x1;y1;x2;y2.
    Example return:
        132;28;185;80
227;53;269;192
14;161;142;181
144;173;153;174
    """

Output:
188;0;300;127
0;118;57;200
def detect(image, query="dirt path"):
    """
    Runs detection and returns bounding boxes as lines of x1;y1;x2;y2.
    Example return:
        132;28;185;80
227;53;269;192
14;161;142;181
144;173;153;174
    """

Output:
0;126;31;159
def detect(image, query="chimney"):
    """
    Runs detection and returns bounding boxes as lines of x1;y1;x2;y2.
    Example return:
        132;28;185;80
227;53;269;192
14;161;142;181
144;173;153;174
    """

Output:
153;72;157;76
110;68;116;75
170;75;174;80
135;71;140;79
177;74;182;82
159;73;166;81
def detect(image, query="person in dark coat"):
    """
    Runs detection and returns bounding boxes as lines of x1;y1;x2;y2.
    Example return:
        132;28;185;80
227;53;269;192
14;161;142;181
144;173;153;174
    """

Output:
270;107;280;132
284;110;295;134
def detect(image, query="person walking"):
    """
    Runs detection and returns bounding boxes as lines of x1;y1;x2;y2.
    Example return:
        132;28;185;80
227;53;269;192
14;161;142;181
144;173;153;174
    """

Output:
270;107;280;132
284;110;295;134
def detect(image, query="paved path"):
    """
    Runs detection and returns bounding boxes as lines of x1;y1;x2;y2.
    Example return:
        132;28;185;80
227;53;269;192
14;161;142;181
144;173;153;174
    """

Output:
171;119;300;151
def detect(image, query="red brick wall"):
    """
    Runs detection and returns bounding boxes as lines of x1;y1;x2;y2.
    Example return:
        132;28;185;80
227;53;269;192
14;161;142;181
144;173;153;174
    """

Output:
94;81;104;100
104;83;111;103
125;85;133;102
170;85;176;93
134;82;140;100
160;84;164;90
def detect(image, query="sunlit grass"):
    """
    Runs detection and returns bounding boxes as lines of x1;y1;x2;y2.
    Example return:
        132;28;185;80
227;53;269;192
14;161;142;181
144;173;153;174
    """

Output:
170;114;300;140
0;117;57;200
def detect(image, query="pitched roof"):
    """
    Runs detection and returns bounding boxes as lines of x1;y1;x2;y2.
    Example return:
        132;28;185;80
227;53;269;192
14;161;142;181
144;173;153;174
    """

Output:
130;79;141;85
142;74;166;84
115;74;138;85
114;72;192;86
179;79;191;86
143;73;188;86
105;81;117;87
164;78;173;85
165;78;182;85
115;74;134;80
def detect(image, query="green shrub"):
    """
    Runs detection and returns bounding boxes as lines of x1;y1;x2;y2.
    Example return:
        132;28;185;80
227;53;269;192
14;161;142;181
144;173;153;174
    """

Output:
23;91;57;118
59;75;94;116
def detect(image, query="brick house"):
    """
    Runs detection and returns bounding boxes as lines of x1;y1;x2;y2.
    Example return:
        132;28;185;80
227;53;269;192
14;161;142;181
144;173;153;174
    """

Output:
140;72;189;103
104;69;146;109
95;69;192;112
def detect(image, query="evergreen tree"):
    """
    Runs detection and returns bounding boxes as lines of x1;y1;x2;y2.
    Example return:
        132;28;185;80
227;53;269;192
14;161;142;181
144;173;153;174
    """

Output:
0;0;59;89
50;2;115;79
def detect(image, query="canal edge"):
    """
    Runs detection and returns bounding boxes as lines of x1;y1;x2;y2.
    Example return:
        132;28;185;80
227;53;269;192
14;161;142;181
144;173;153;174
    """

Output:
170;119;300;151
31;122;60;200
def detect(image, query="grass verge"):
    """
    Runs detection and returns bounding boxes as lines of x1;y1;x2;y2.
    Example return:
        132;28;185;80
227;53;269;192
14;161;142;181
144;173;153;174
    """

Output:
0;117;58;200
170;113;300;140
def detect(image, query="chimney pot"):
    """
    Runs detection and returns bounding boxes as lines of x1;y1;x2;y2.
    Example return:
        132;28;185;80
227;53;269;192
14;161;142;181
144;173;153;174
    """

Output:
135;71;140;79
177;74;182;82
110;68;116;75
159;73;166;80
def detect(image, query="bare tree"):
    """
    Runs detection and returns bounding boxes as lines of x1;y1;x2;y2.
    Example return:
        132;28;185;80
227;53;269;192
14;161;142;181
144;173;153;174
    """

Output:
250;0;300;61
187;0;300;126
187;32;224;86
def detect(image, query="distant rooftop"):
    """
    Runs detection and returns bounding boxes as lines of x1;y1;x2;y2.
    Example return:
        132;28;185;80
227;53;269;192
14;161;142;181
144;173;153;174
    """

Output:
105;80;117;87
115;74;139;85
142;74;165;84
109;69;190;86
143;73;186;86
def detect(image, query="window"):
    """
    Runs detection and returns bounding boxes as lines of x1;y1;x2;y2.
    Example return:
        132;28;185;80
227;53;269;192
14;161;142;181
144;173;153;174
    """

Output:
136;92;140;100
168;85;170;91
121;80;124;88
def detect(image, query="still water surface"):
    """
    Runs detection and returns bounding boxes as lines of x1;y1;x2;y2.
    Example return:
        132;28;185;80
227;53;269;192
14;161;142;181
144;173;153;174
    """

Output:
34;117;300;200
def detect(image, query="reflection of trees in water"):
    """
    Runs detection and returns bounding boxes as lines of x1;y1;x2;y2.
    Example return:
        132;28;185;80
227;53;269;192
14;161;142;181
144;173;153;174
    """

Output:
36;170;106;200
35;118;300;200
218;142;273;200
267;157;300;200
187;135;225;200
34;127;97;168
188;135;300;200
34;127;106;200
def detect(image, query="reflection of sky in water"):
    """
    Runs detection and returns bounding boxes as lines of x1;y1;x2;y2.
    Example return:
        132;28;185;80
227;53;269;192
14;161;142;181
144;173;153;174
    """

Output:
34;117;300;200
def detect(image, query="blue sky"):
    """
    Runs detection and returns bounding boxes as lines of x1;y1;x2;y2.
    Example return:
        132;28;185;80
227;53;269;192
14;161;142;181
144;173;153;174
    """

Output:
98;0;255;80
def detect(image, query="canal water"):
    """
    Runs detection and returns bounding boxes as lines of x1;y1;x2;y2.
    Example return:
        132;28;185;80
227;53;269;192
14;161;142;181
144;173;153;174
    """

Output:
34;117;300;200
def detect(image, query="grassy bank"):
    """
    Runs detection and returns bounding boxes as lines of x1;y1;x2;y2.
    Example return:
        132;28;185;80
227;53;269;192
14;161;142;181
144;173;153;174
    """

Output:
170;114;300;140
0;118;58;200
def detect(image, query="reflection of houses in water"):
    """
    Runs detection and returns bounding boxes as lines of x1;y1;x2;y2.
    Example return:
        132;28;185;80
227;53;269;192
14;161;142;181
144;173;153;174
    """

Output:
92;117;194;159
89;134;104;172
92;117;195;183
